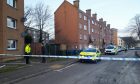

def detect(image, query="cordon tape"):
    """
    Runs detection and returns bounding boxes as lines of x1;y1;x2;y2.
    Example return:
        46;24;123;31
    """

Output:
0;54;140;61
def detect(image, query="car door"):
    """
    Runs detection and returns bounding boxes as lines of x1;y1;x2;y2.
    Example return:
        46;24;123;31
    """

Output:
96;50;101;56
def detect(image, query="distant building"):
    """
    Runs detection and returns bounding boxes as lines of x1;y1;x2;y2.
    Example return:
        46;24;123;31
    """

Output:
118;37;125;47
0;0;24;54
26;27;49;44
111;28;118;46
55;0;113;50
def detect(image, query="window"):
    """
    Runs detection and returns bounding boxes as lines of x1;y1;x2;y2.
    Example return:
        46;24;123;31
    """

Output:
92;20;94;24
33;31;36;35
84;25;87;30
79;44;82;50
80;34;82;40
79;13;82;18
92;28;94;32
7;17;16;29
84;16;87;20
33;36;36;39
7;0;16;8
7;40;17;50
79;23;82;29
84;35;87;40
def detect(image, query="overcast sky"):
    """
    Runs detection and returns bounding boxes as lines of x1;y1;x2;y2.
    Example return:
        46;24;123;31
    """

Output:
24;0;140;37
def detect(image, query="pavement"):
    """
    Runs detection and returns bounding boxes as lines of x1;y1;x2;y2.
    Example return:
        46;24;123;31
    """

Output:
0;58;78;84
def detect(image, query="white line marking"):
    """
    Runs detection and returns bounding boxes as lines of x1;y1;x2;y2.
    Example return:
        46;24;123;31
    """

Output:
0;65;6;68
54;64;76;72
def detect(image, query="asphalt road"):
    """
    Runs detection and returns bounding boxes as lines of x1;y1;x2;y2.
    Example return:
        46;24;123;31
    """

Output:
16;51;140;84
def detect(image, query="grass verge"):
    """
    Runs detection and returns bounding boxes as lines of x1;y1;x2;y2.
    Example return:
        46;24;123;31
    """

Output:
0;64;26;73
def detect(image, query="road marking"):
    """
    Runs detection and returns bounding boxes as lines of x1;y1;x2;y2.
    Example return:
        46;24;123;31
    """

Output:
54;64;76;72
96;57;140;61
0;65;6;68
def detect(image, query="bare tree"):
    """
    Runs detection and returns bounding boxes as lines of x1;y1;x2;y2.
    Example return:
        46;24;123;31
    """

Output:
129;14;140;39
33;3;52;43
24;7;33;28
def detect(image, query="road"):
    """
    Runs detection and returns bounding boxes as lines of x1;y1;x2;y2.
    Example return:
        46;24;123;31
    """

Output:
16;50;140;84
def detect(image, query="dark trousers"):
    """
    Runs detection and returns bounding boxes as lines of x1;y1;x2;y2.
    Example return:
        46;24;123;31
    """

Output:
25;53;30;64
42;57;46;63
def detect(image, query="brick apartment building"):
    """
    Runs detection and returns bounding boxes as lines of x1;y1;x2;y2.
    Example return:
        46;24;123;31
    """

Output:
0;0;24;54
111;28;118;45
55;0;116;50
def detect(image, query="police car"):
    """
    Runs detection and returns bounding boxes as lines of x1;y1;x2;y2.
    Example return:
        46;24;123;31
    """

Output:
105;45;118;55
79;48;101;62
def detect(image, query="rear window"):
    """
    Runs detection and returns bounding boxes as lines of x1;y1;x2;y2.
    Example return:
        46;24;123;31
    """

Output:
83;48;96;52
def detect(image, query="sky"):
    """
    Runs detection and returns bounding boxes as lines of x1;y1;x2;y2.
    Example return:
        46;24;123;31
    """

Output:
24;0;140;37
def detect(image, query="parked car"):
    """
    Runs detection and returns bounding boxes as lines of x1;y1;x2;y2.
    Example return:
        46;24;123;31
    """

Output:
117;46;122;52
79;48;101;62
105;45;118;55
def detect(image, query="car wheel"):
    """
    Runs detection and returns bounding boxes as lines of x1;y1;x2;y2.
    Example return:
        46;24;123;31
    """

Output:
93;60;98;63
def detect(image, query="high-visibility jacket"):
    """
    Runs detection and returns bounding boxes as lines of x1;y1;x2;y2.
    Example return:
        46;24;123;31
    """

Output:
25;44;31;54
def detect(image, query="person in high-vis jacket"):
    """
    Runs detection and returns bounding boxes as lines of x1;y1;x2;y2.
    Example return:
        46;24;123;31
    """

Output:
25;44;31;64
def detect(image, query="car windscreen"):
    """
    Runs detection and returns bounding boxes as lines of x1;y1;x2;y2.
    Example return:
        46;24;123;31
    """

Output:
106;46;114;49
83;48;96;52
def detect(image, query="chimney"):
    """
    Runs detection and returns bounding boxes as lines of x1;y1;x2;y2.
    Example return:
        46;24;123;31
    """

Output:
86;9;91;16
99;18;103;22
73;0;80;8
92;13;97;20
107;24;110;28
103;21;106;26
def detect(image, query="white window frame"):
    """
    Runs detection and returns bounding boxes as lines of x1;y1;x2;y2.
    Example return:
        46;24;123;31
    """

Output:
7;40;17;50
84;25;87;30
7;0;17;8
84;16;87;20
7;17;16;29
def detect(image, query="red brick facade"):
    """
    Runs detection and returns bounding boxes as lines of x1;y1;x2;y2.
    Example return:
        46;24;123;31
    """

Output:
0;0;24;54
55;0;117;50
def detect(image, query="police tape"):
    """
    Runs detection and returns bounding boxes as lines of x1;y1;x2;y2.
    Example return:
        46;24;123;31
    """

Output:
0;54;140;61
